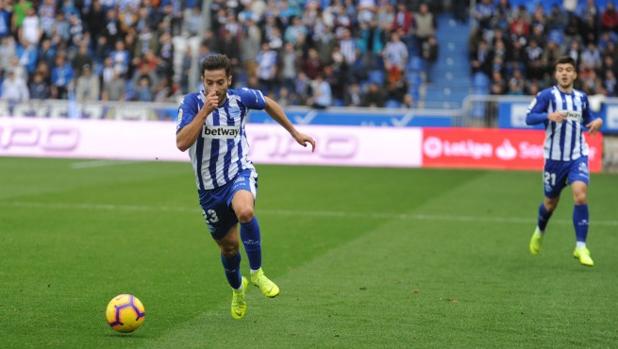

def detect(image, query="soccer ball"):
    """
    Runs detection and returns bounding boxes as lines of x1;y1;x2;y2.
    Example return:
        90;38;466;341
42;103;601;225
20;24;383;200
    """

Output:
105;294;146;333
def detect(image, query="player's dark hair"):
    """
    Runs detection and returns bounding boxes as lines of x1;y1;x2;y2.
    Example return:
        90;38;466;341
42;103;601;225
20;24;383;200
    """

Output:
554;56;576;71
200;54;232;77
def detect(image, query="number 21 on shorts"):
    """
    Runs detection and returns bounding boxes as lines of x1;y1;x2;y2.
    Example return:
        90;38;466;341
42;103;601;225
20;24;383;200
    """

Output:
544;171;556;186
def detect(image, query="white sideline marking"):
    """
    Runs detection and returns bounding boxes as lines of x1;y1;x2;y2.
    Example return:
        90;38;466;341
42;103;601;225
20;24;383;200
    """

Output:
70;160;140;169
3;201;618;226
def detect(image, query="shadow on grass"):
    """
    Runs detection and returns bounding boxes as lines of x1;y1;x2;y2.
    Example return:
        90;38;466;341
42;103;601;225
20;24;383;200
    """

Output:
104;332;148;339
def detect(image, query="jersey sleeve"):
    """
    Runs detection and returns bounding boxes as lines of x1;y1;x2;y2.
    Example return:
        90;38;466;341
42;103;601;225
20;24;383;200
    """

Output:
236;88;266;110
525;91;550;125
581;94;595;124
176;94;198;133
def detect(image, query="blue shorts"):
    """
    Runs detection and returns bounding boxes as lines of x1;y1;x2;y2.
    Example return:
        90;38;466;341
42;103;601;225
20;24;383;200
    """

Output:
543;156;589;198
197;169;258;240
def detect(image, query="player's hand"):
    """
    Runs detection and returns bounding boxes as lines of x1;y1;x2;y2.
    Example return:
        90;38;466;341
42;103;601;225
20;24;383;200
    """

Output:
548;111;566;123
586;118;603;135
292;131;316;152
203;90;219;114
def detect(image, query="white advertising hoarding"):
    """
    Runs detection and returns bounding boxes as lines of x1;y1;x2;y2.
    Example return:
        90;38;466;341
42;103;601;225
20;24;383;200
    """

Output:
0;117;423;168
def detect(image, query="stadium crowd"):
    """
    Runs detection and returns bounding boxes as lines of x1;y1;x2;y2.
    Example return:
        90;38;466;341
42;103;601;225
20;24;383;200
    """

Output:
0;0;440;109
470;0;618;98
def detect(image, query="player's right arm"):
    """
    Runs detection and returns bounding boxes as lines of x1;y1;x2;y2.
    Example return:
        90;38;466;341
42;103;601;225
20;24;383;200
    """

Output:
176;90;218;152
526;91;565;125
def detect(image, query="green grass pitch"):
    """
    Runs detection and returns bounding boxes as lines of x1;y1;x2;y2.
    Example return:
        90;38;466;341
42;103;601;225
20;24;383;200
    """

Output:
1;157;617;348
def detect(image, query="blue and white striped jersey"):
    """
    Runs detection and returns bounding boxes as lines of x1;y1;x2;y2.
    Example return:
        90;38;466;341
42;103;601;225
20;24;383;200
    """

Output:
526;86;594;161
176;88;266;190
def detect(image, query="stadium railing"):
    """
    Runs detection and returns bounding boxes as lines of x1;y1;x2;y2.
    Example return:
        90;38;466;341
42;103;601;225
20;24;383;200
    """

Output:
0;100;458;128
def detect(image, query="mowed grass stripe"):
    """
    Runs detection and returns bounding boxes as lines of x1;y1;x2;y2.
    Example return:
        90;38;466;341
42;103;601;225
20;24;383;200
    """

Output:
3;201;618;227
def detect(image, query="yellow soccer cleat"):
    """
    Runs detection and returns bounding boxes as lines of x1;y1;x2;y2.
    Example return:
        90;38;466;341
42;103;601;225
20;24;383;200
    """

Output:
529;227;543;255
573;247;594;267
231;277;248;319
250;268;280;298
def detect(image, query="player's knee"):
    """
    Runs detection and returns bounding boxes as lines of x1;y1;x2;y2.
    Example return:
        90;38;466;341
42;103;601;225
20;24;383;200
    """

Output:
236;207;254;223
220;243;239;257
573;191;587;205
544;199;559;212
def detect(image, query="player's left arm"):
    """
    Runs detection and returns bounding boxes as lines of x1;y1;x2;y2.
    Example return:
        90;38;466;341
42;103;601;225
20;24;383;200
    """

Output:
583;95;603;135
264;96;316;152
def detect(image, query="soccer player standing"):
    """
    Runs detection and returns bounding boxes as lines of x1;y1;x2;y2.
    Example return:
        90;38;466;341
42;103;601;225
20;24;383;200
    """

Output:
526;56;603;267
176;54;316;318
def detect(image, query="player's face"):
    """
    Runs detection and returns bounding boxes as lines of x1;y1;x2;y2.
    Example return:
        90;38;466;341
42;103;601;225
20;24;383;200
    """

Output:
554;63;577;89
202;69;232;104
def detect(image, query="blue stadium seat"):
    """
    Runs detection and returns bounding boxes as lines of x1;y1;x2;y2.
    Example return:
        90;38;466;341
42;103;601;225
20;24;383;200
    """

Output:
407;56;424;73
368;70;385;85
473;72;489;90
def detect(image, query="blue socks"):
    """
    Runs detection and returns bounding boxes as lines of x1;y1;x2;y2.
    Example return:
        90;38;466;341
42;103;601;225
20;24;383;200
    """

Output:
241;217;262;271
220;253;242;289
573;204;589;243
537;203;553;232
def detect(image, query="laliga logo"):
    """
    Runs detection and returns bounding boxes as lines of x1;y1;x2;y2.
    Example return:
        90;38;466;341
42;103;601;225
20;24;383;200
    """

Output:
423;137;443;158
422;136;493;159
0;125;80;151
495;140;517;160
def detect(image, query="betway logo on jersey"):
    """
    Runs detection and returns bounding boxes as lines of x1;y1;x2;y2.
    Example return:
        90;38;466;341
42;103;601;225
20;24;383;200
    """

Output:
202;125;240;139
564;110;582;123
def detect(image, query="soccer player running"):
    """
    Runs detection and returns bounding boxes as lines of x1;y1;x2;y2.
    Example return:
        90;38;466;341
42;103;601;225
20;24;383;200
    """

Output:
176;54;316;319
526;56;603;267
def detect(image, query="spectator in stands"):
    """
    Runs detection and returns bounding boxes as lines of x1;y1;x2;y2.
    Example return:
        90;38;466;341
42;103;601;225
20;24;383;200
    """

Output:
566;40;581;67
12;0;33;31
309;74;332;109
29;71;50;99
302;47;322;81
255;42;277;96
75;64;100;102
490;70;507;95
602;2;618;33
16;39;38;75
0;36;15;72
543;40;563;75
508;68;525;95
581;42;602;71
134;75;153;102
1;70;29;114
20;7;40;45
474;0;495;31
604;70;617;96
102;71;125;101
280;42;297;93
50;53;74;99
110;40;130;76
345;83;362;107
383;31;408;82
470;39;492;77
0;1;11;38
421;35;438;81
392;3;414;50
413;3;436;49
546;4;567;31
385;77;408;108
72;41;93;75
525;80;540;95
524;39;545;80
363;82;386;108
